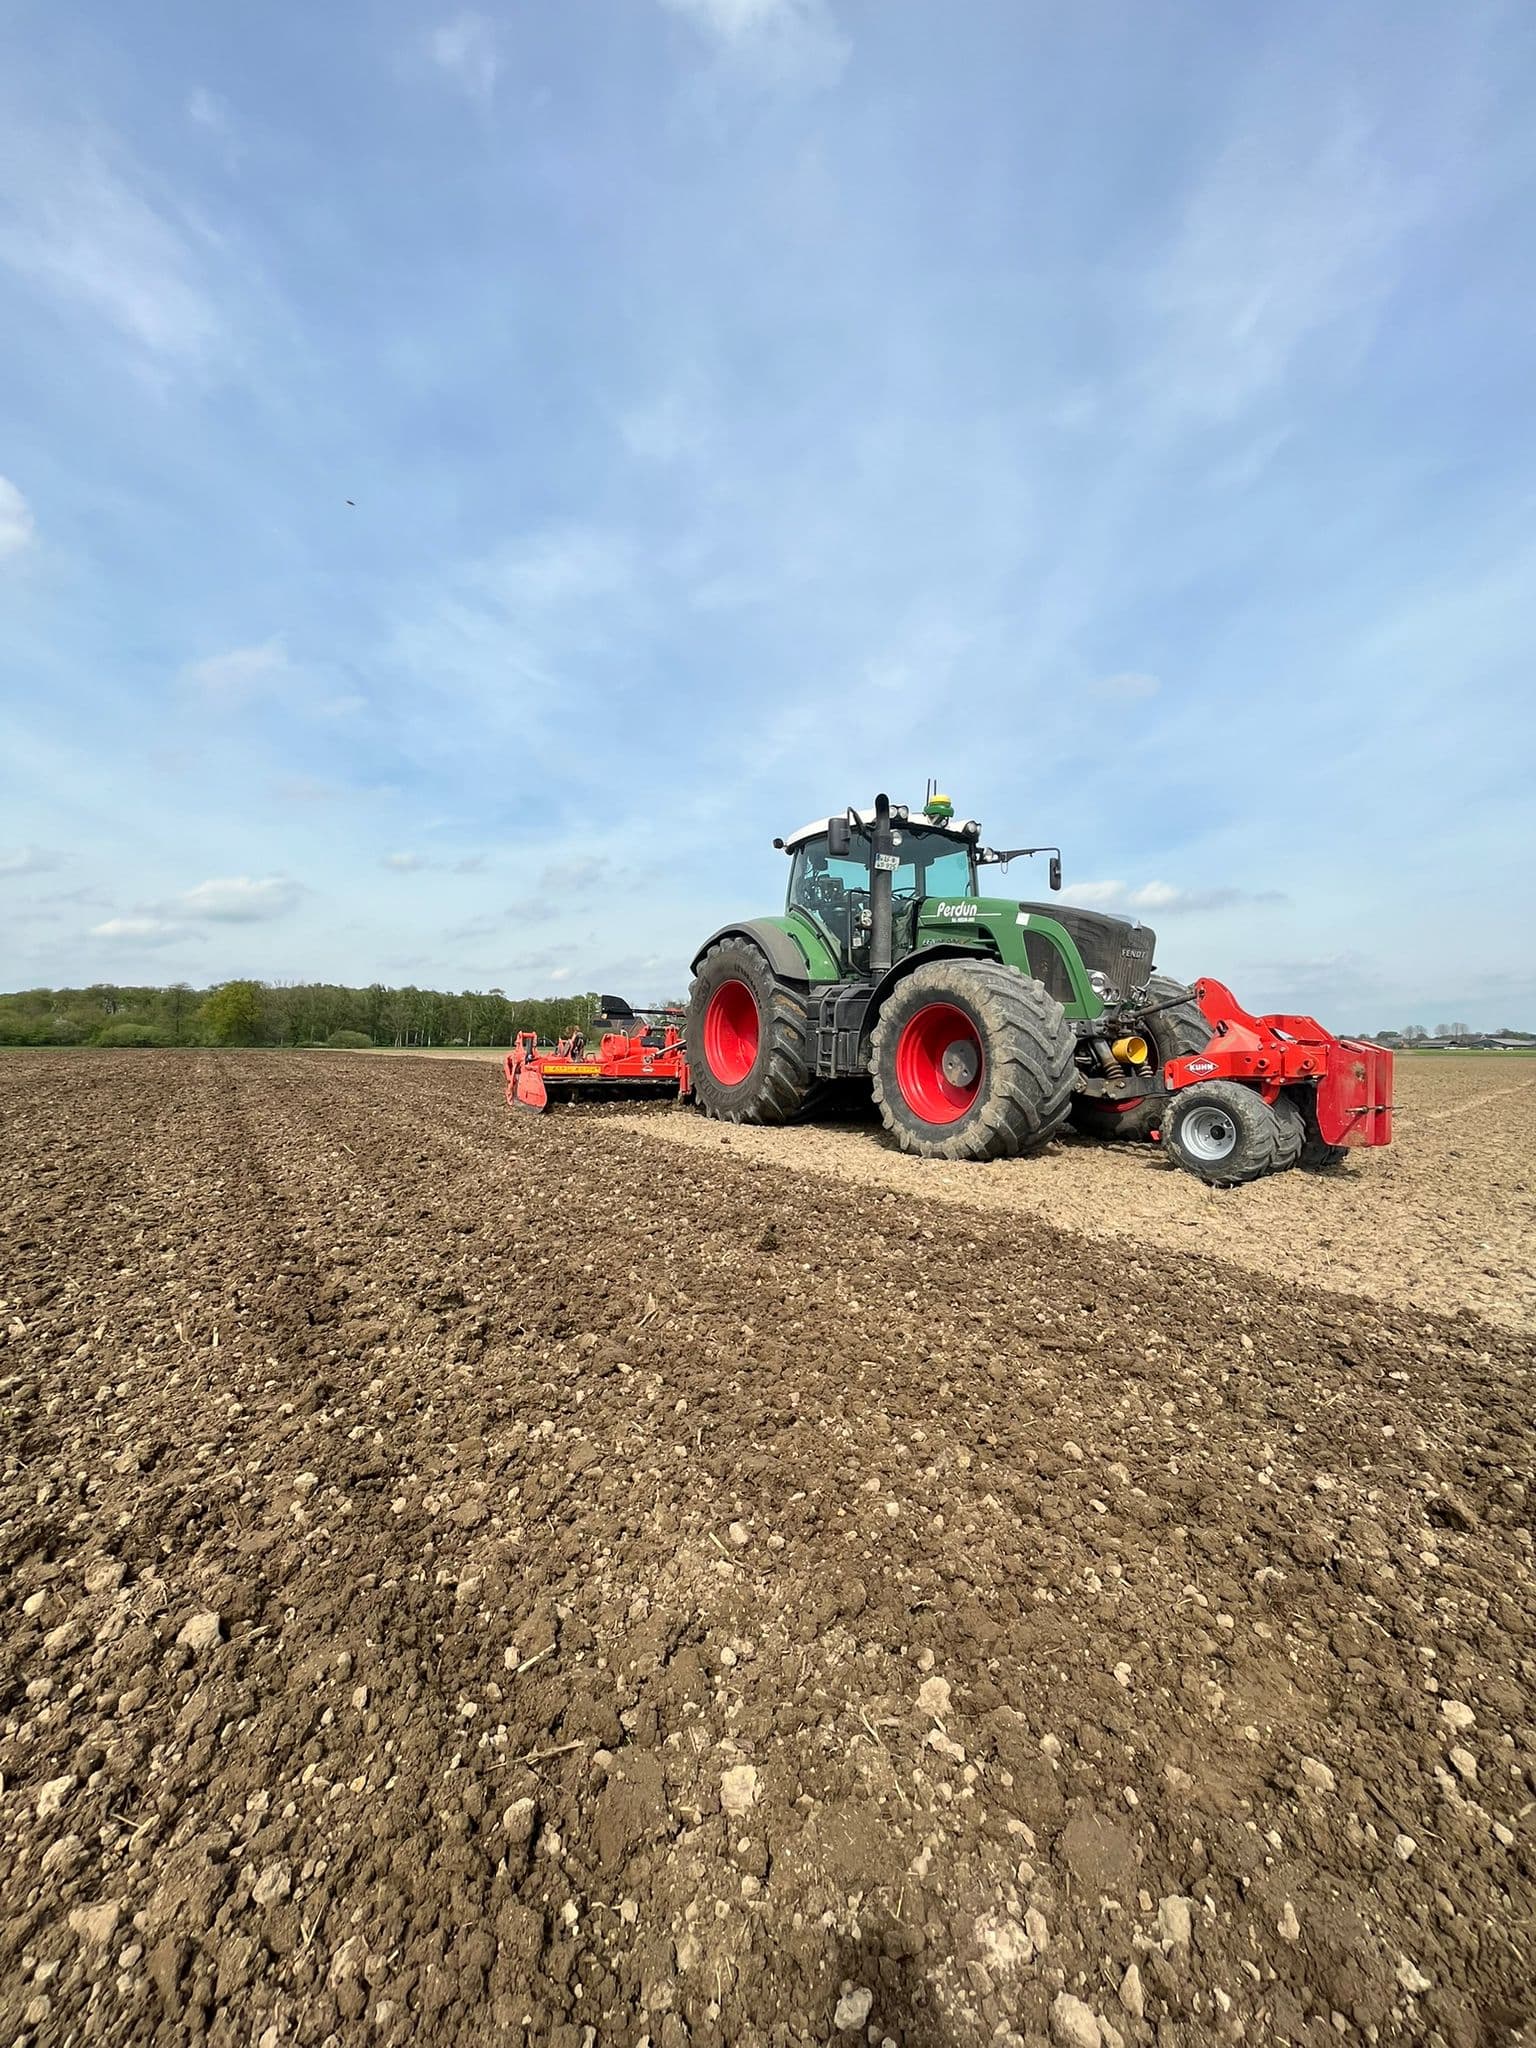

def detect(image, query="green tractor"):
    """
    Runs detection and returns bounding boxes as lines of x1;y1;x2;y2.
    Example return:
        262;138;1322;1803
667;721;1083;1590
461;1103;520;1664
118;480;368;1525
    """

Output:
684;789;1213;1163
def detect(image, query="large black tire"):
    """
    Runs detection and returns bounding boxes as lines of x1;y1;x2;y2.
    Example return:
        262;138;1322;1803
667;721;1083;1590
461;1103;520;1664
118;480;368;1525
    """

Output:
686;939;815;1125
1290;1087;1351;1172
1069;973;1211;1142
870;960;1076;1161
1161;1080;1303;1187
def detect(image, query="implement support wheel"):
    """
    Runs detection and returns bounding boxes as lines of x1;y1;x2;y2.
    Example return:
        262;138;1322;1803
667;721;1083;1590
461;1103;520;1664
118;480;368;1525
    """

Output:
1160;1080;1303;1187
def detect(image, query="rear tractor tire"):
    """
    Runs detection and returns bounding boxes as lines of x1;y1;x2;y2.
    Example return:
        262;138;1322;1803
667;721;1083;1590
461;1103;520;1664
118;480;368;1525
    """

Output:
1069;973;1211;1143
1160;1080;1303;1187
686;939;815;1125
870;960;1076;1161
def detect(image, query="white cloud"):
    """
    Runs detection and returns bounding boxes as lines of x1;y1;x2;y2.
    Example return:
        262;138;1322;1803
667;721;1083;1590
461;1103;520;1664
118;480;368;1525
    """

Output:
383;851;428;871
0;844;58;876
90;916;191;945
184;638;289;693
0;129;222;365
1071;879;1286;915
429;13;500;102
1089;671;1159;703
180;875;302;922
659;0;849;88
0;475;35;557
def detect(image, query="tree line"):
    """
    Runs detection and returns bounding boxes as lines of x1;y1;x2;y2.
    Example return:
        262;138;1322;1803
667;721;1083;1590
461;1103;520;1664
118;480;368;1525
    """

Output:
0;980;626;1050
1373;1023;1534;1047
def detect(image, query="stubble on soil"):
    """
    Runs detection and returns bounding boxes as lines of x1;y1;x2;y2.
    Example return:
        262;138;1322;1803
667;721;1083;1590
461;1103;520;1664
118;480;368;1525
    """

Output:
2;1051;1533;2048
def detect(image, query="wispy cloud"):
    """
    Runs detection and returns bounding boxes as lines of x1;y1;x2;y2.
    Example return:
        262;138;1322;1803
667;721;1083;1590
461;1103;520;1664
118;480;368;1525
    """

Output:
187;88;228;134
1070;880;1288;916
0;475;35;558
184;638;289;694
490;526;635;614
0;844;59;877
185;87;243;172
619;380;713;465
383;851;428;872
659;0;850;89
537;856;610;892
90;915;194;946
1140;103;1412;424
0;127;223;366
1088;671;1159;703
180;875;302;922
428;13;500;103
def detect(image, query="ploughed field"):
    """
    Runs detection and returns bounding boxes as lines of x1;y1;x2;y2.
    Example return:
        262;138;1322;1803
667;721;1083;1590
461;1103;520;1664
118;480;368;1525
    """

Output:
1;1051;1533;2048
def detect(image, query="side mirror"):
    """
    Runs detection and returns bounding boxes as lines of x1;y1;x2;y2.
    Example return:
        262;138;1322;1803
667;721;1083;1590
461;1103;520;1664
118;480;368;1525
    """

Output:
1049;855;1062;892
827;816;851;858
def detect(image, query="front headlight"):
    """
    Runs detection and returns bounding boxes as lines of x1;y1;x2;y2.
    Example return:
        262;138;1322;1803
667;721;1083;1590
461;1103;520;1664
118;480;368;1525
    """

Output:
1088;970;1113;1000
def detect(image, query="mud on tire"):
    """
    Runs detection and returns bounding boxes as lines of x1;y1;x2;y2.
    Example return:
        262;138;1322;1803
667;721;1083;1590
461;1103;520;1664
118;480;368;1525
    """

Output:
1070;972;1211;1143
1161;1079;1304;1187
870;960;1076;1162
686;939;815;1125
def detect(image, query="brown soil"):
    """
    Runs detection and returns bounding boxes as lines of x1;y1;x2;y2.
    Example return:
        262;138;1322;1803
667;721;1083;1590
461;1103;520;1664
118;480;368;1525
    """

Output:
2;1050;1534;2048
623;1057;1536;1335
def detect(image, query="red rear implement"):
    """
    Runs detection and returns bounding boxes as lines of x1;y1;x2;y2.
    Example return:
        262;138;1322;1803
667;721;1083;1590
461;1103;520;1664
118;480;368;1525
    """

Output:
503;1007;690;1115
1164;977;1393;1150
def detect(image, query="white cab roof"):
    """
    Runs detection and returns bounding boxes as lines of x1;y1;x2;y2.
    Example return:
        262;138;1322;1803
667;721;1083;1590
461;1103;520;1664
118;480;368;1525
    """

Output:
780;807;975;852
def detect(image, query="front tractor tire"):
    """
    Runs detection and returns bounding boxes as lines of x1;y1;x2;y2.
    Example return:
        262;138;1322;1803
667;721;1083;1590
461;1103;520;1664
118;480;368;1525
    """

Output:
870;961;1076;1161
1160;1080;1303;1187
1069;973;1211;1143
686;939;815;1125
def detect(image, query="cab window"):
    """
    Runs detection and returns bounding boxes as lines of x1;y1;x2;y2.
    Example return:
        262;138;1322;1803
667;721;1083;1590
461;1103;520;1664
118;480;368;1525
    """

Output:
789;826;974;918
904;841;973;899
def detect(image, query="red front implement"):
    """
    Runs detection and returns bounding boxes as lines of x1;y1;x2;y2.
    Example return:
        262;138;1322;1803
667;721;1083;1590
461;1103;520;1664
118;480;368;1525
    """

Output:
1164;977;1393;1150
504;1012;690;1116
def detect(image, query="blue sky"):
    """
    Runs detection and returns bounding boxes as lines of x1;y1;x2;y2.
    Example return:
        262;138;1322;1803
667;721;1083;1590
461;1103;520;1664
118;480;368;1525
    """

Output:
2;0;1533;1027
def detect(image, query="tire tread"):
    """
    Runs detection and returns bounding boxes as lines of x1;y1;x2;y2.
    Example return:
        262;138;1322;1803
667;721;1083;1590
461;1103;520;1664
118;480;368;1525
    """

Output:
687;940;814;1126
1164;1079;1302;1186
870;960;1077;1161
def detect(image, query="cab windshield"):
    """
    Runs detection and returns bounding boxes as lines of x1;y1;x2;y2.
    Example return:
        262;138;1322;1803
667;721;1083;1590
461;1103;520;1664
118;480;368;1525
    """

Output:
788;824;975;923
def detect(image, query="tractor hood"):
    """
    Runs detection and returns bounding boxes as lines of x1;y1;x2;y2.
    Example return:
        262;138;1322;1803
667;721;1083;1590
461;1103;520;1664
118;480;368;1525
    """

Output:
1018;901;1156;1005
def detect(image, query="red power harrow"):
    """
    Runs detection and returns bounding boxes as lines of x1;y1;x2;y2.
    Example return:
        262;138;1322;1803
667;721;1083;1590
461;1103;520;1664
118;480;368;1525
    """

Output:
503;1005;690;1114
1161;976;1393;1157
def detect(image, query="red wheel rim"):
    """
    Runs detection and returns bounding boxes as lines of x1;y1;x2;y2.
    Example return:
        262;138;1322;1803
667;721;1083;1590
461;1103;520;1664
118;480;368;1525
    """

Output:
894;1002;983;1125
703;979;759;1086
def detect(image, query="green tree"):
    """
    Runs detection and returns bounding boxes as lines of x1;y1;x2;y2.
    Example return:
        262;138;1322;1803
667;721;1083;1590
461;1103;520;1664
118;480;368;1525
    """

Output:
200;980;265;1045
163;982;194;1042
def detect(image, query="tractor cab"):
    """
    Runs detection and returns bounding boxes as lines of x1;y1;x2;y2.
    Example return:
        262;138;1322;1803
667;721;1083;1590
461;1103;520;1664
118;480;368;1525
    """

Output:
780;802;979;975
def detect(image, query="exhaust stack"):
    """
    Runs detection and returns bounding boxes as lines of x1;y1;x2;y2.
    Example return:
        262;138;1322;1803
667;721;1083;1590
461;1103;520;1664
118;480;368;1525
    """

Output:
869;791;895;978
